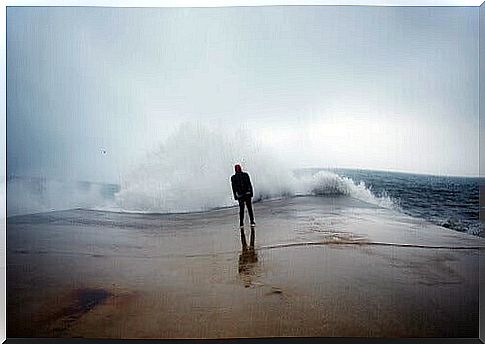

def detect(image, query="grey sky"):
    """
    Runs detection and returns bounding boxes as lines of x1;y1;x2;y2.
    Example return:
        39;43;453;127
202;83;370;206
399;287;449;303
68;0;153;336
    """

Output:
7;6;479;182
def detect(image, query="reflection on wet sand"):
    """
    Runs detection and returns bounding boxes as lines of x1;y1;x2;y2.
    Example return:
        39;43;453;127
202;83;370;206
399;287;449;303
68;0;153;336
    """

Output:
238;227;259;287
7;197;481;338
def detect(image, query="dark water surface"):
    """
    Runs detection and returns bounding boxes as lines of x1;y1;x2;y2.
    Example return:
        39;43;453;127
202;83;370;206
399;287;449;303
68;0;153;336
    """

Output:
329;168;483;237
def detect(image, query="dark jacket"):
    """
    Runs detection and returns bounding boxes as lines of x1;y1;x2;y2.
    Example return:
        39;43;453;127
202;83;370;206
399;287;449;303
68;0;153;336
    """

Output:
231;171;253;201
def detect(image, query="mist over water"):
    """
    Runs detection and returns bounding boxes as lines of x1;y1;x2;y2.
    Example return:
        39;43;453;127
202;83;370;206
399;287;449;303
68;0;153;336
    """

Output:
5;7;482;240
7;177;118;216
8;122;481;237
114;123;293;212
113;123;395;213
7;123;394;216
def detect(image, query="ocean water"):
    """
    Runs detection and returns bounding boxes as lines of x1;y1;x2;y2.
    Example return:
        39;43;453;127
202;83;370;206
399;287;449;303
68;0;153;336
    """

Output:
7;169;483;237
326;168;483;237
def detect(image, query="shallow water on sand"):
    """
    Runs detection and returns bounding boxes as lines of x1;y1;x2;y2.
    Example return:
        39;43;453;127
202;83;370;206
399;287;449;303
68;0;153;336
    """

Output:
7;196;483;338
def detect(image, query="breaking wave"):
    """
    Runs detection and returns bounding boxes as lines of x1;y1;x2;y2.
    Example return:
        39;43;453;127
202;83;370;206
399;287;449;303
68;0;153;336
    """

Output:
114;123;395;213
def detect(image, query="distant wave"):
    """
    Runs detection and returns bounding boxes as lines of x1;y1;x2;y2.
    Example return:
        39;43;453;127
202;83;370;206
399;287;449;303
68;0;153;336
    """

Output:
6;177;118;217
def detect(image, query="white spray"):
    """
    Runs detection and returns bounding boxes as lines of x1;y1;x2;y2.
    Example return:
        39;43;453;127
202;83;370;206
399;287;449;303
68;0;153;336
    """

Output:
114;123;394;213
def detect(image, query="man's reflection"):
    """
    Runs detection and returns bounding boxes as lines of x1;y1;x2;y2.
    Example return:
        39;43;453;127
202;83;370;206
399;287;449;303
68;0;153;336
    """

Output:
238;227;258;287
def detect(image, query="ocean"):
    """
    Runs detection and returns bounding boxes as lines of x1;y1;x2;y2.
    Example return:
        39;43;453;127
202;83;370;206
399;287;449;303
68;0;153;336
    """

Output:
6;168;483;237
328;168;483;237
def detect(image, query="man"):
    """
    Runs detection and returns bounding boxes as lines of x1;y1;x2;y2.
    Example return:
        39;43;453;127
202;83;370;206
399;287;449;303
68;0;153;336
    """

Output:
231;164;255;229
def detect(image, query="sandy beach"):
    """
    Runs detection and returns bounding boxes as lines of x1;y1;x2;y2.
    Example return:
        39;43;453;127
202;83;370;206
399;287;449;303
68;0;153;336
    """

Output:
7;196;482;338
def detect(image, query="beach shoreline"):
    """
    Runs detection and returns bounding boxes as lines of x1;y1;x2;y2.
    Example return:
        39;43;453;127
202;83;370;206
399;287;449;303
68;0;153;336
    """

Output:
7;196;482;338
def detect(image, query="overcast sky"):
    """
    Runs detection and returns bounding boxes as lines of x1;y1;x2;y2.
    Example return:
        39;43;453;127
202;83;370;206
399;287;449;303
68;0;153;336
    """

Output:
7;6;479;182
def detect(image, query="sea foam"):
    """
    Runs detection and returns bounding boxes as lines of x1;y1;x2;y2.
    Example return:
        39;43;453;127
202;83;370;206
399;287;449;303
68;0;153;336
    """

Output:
7;123;394;216
114;123;394;213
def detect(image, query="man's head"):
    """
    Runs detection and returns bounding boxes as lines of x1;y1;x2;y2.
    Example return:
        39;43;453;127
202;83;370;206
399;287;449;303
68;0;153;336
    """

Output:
234;164;242;173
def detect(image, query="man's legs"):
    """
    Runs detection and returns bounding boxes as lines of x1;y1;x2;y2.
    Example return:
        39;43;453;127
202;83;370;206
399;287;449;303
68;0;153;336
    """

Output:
245;197;255;225
238;200;245;227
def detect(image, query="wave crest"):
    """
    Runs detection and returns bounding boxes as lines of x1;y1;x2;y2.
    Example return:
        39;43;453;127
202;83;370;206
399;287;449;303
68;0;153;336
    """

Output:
114;124;395;213
304;171;394;209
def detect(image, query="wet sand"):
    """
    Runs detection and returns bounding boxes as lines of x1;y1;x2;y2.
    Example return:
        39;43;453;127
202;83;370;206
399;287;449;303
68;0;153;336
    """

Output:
6;196;483;338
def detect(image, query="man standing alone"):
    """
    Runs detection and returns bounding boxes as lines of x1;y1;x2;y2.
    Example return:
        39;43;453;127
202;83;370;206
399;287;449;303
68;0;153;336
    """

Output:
231;164;256;229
